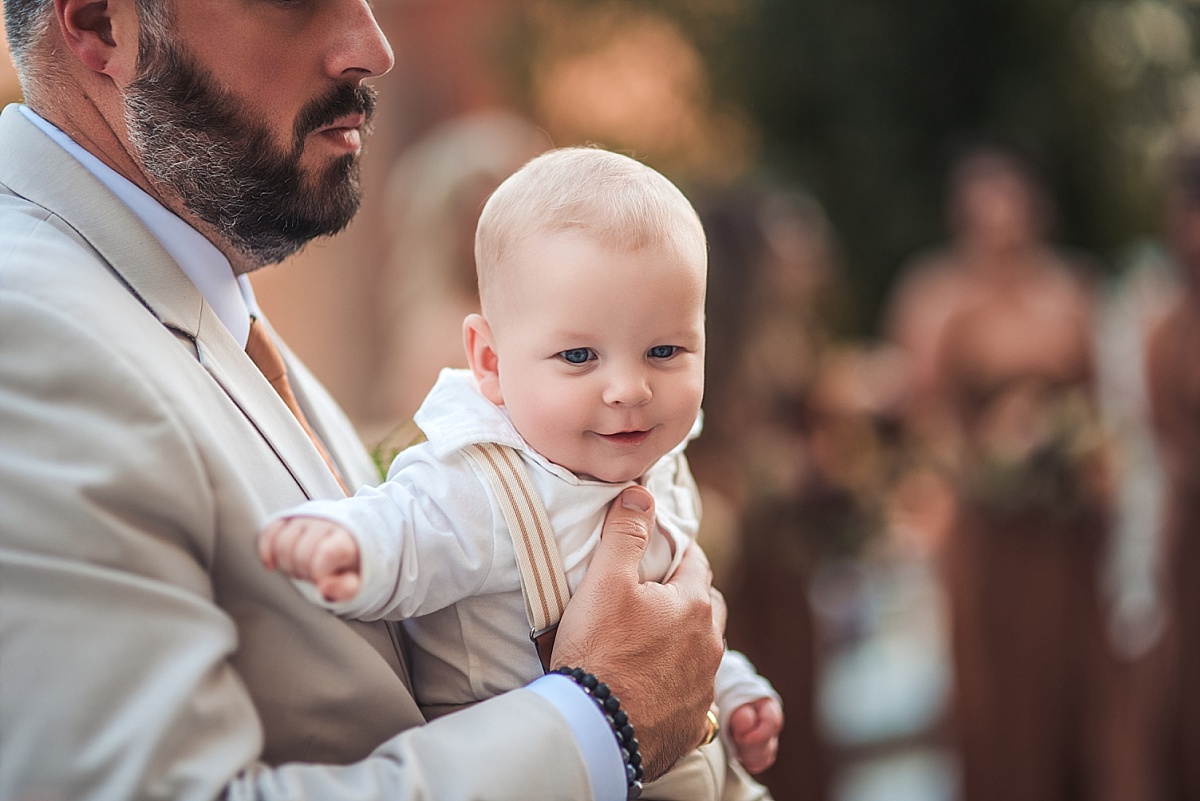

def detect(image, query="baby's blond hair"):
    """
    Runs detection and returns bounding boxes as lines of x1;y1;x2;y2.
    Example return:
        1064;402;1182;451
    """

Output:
474;147;706;314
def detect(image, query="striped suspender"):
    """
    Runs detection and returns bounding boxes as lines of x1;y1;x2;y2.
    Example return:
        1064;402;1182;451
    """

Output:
462;442;569;672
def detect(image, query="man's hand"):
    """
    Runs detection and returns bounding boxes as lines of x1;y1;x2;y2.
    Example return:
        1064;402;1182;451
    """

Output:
727;697;784;775
551;486;725;781
258;517;362;602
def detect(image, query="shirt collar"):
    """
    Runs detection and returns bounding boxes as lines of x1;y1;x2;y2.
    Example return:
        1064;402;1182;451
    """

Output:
19;105;258;347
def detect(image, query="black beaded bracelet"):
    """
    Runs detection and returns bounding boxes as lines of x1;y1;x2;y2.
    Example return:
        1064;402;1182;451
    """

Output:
554;666;644;799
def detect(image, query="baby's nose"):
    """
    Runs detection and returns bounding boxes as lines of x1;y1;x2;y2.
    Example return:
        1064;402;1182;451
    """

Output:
602;370;652;406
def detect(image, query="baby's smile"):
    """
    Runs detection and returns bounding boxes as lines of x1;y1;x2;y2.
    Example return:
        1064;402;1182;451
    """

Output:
594;429;654;447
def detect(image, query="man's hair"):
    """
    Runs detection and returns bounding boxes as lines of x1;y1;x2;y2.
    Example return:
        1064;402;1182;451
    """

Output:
4;0;49;70
474;147;707;308
4;0;171;80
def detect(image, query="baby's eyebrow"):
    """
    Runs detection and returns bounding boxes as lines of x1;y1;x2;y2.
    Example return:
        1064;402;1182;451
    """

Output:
656;330;705;343
547;329;594;343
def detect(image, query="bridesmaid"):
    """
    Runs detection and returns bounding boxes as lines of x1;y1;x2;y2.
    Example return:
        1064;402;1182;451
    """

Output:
886;147;1112;801
1146;146;1200;801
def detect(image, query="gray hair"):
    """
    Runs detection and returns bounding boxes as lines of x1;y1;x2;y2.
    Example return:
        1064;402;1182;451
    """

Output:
4;0;172;81
4;0;50;72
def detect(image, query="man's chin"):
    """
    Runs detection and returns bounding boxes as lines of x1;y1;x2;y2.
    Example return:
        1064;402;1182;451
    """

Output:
229;194;361;268
301;146;360;182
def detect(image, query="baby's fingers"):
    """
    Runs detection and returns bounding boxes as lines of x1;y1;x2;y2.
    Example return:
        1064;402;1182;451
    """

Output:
745;699;785;743
259;518;306;572
310;531;362;586
740;737;779;775
730;701;782;774
727;703;759;740
258;520;286;569
317;571;362;603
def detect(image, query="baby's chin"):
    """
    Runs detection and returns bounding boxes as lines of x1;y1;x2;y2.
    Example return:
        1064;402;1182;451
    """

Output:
564;458;658;485
575;468;646;484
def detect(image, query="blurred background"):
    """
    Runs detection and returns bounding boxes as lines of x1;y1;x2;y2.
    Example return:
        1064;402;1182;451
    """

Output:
7;1;1200;798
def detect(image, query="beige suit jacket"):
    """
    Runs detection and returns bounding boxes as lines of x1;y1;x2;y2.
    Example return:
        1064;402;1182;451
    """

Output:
0;104;597;800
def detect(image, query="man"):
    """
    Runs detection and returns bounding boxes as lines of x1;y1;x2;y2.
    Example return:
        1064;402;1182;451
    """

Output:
0;1;724;799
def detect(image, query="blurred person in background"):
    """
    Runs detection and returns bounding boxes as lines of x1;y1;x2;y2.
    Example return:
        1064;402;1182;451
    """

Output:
885;147;1112;801
1146;143;1200;801
689;185;849;801
1088;158;1182;801
365;112;548;434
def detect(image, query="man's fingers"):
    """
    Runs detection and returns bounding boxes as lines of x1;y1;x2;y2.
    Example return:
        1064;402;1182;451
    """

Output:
710;587;727;643
550;485;727;778
551;486;657;670
663;537;713;598
661;544;724;644
585;486;656;586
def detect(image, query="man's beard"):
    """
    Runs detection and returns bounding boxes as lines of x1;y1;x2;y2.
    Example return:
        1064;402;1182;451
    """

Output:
123;41;377;267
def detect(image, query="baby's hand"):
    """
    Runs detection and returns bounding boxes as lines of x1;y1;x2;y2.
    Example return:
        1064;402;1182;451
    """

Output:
258;517;362;602
727;697;784;775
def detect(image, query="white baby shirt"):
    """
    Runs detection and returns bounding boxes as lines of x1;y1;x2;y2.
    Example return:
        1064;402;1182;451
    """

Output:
285;369;778;722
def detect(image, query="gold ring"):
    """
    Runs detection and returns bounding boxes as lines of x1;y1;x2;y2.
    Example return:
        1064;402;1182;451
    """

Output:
701;709;720;746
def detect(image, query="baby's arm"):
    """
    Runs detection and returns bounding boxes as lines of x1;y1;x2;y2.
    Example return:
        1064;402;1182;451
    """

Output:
715;650;784;775
258;448;502;621
259;516;362;602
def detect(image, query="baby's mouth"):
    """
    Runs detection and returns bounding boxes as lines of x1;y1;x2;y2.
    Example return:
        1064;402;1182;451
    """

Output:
597;430;652;446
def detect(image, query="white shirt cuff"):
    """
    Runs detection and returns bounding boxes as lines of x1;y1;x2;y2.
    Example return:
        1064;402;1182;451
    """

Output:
528;673;626;800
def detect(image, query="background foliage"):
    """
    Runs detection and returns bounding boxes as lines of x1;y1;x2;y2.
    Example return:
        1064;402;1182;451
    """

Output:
512;0;1200;334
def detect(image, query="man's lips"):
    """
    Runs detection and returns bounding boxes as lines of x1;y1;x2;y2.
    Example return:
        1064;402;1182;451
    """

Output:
316;112;366;132
313;114;366;149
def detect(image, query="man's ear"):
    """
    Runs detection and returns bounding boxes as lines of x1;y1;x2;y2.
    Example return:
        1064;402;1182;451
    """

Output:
463;314;504;406
55;0;139;79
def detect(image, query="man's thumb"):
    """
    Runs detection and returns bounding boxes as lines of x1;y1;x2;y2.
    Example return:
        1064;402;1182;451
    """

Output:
589;486;656;582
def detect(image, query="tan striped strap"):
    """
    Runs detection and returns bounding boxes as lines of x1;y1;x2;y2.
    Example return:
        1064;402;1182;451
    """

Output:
462;442;570;647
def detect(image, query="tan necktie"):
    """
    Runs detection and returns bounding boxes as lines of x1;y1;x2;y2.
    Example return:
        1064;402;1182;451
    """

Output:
245;318;348;495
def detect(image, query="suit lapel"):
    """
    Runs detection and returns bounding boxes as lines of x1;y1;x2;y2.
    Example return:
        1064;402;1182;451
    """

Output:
196;304;344;499
0;106;202;337
275;331;380;492
0;105;342;501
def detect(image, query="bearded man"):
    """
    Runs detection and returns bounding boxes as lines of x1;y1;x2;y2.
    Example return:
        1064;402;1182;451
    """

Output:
0;2;725;799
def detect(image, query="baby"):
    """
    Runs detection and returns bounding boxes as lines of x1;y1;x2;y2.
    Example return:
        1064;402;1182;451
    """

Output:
259;148;783;799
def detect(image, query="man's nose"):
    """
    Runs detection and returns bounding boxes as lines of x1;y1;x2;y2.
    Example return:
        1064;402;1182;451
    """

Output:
327;0;395;81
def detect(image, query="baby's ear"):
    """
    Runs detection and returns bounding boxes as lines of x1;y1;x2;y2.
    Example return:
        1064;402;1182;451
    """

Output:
463;314;504;406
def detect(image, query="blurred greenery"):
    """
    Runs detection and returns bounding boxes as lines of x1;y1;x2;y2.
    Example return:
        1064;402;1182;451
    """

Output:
713;0;1168;335
514;0;1200;336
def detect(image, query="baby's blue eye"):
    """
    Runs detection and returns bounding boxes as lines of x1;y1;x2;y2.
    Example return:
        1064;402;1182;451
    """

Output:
648;345;677;359
559;348;594;364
